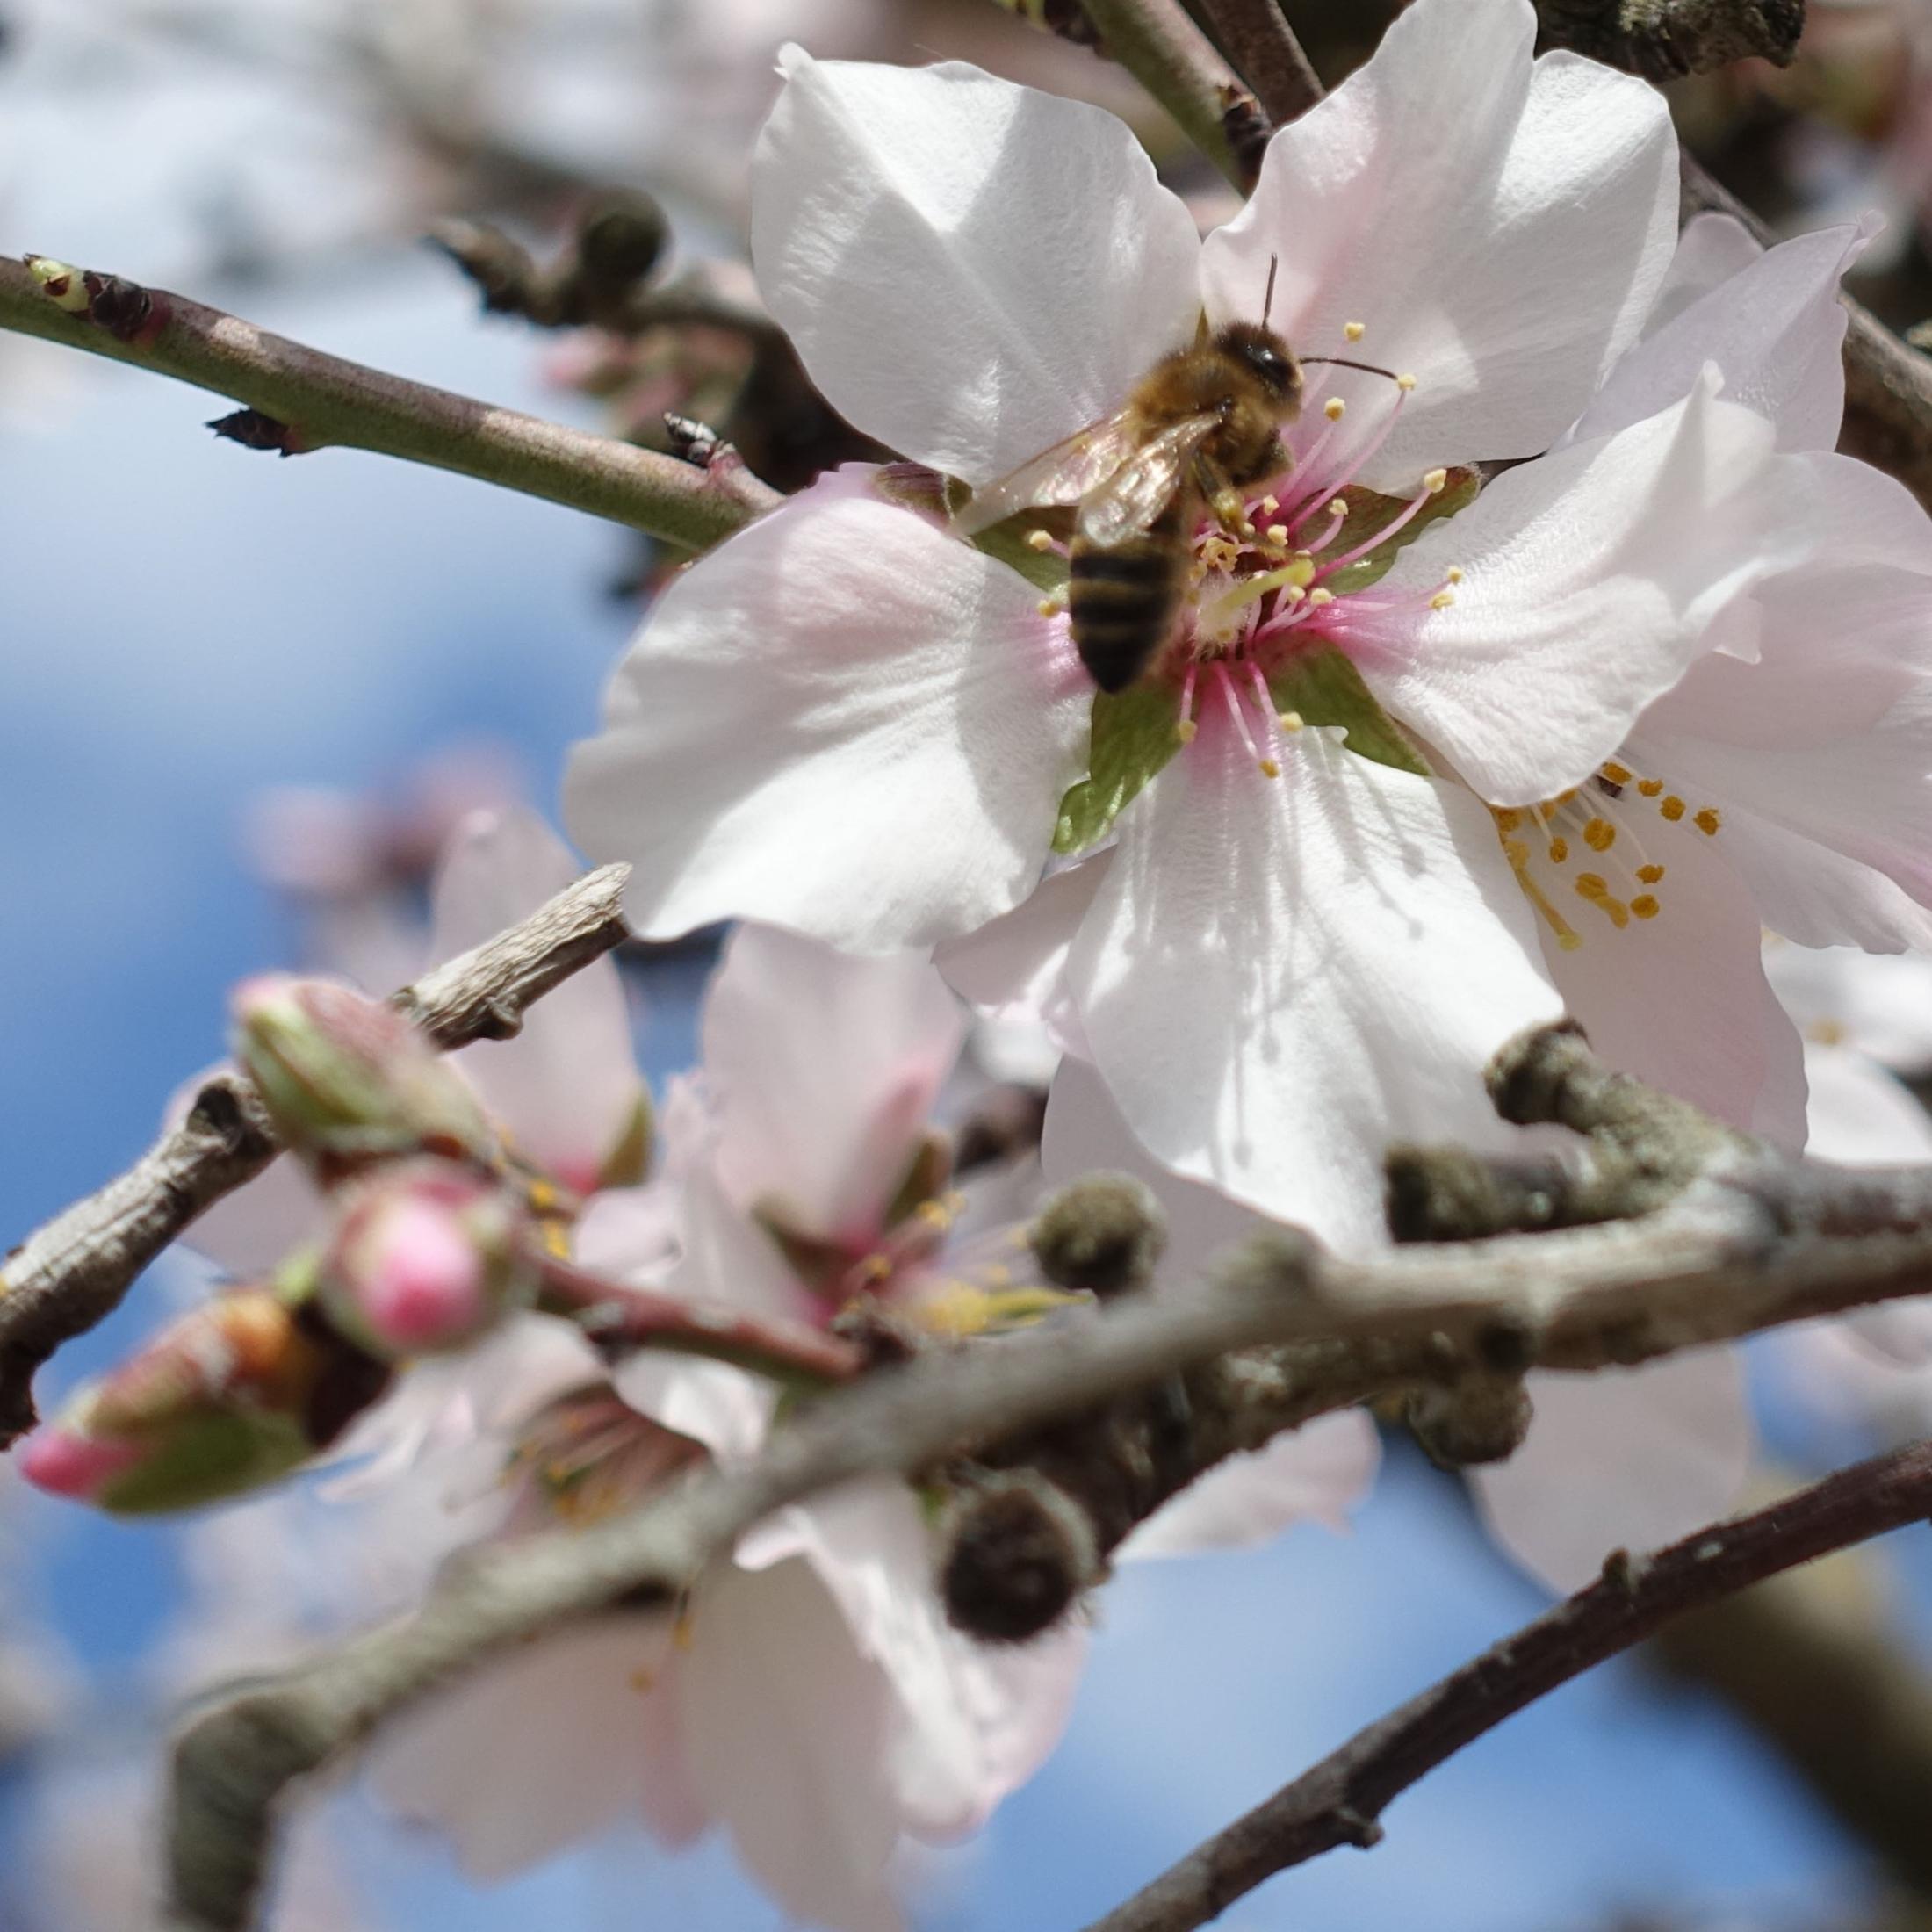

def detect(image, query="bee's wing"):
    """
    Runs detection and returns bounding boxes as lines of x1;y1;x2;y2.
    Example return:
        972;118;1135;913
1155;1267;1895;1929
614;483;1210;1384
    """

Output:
1075;414;1222;549
952;412;1150;537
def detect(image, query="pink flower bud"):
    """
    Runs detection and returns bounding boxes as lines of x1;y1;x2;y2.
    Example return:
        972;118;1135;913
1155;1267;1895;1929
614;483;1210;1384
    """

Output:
19;1427;143;1503
317;1160;534;1359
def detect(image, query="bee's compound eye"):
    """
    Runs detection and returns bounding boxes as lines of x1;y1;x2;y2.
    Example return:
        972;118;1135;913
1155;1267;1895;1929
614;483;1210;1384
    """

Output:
1244;343;1294;397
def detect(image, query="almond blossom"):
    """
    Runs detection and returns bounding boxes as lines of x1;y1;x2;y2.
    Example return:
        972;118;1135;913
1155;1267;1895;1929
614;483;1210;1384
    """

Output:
348;922;1374;1930
566;0;1906;1245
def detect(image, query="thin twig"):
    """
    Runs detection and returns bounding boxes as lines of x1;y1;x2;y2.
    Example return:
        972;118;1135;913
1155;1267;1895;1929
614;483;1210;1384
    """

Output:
0;256;779;544
1083;1437;1932;1932
1191;0;1322;124
1078;0;1248;185
0;865;633;1445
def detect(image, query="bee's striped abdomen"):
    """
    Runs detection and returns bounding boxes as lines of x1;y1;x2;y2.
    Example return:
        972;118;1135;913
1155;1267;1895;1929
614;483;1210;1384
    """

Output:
1068;533;1185;694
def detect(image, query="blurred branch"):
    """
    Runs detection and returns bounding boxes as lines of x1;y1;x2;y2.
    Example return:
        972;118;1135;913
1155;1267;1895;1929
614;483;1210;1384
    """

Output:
162;1023;1932;1928
1078;0;1251;184
1534;0;1806;78
0;865;632;1447
1191;0;1321;124
1085;1438;1932;1932
0;256;778;544
1654;1532;1932;1896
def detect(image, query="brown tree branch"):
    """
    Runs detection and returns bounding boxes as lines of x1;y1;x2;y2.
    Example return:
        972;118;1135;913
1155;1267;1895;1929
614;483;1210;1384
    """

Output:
1534;0;1806;79
160;1023;1932;1929
1084;1438;1932;1932
0;864;633;1446
1190;0;1322;125
0;256;779;544
1078;0;1251;184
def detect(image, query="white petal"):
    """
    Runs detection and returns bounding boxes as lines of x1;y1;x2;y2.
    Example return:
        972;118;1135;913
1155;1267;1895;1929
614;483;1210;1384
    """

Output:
566;478;1091;952
937;852;1113;1013
1568;216;1871;453
1201;0;1676;488
1537;814;1808;1146
1358;379;1806;806
705;923;963;1243
1642;210;1766;328
1065;724;1562;1251
370;1613;703;1877
681;1554;905;1932
430;807;644;1193
753;50;1201;486
1121;1409;1379;1559
1765;940;1932;1074
1471;1350;1753;1593
573;1182;683;1283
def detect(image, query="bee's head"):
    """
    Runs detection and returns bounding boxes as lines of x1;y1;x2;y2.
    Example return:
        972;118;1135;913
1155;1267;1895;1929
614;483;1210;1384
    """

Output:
1215;321;1301;403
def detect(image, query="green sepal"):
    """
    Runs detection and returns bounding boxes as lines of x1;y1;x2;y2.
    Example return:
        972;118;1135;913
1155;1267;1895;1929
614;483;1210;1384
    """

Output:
97;1409;314;1517
1053;682;1186;854
596;1091;655;1190
1321;465;1480;597
1269;646;1431;778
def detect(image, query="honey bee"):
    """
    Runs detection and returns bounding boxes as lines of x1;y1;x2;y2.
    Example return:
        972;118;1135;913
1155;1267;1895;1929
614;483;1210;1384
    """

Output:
957;267;1388;695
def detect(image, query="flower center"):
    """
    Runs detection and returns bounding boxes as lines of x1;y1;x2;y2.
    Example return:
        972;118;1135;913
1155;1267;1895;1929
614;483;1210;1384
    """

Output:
512;1386;703;1526
1491;759;1721;950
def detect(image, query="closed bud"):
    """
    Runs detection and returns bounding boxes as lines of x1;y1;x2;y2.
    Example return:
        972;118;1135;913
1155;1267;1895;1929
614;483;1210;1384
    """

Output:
230;976;496;1179
20;1290;390;1516
1404;1376;1533;1469
938;1471;1098;1644
318;1159;535;1359
1029;1174;1165;1295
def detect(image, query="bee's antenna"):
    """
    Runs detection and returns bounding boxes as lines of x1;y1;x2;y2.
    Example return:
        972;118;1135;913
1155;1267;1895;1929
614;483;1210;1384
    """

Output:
1262;254;1279;328
1302;356;1402;384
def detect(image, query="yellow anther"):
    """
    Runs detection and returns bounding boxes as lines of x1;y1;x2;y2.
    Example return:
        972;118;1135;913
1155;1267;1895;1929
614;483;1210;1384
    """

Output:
1429;589;1455;610
1026;529;1055;552
1308;587;1336;608
1574;874;1631;928
1258;757;1281;779
915;1198;954;1230
1636;863;1664;885
1600;761;1633;785
1037;598;1063;618
1445;566;1464;584
1494;808;1523;833
1324;397;1346;422
1547;837;1568;864
1259;494;1280;515
672;1612;696;1652
1324;496;1348;517
1396;372;1417;392
1344;321;1366;341
1277;710;1304;732
1637;778;1663;797
629;1668;656;1694
1582;818;1615;853
856;1253;892;1284
1659;795;1686;822
1631;895;1660;919
1423;467;1448;494
1693;807;1721;836
1177;717;1198;744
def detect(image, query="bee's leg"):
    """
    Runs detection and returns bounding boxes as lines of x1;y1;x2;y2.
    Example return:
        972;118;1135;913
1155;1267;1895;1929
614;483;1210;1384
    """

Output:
1193;454;1251;535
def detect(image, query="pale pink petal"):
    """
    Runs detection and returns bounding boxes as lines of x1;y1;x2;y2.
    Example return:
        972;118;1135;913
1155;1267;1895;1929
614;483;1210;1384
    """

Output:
369;1612;703;1876
936;852;1113;1013
565;478;1091;952
681;1554;905;1932
1568;215;1871;453
1641;208;1766;328
1065;723;1562;1251
705;924;963;1243
1471;1349;1754;1593
753;50;1201;487
1201;0;1675;489
737;1479;1085;1839
430;807;643;1194
1538;816;1807;1146
573;1182;684;1283
1121;1409;1379;1559
1353;379;1804;807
